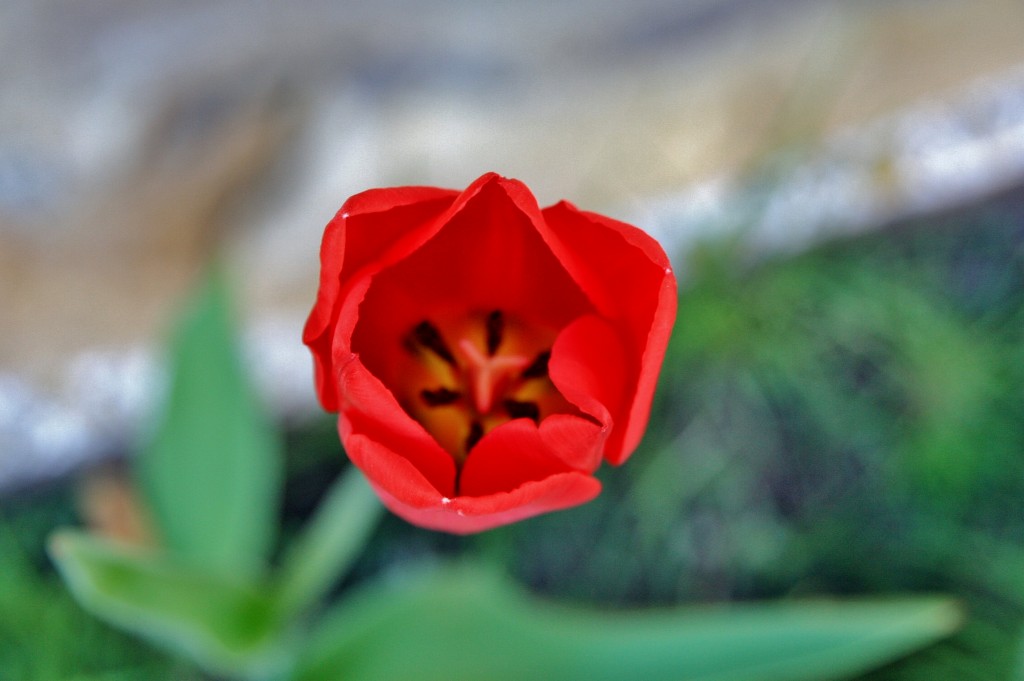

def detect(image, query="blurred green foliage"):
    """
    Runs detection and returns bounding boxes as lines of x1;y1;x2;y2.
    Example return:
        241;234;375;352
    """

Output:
0;494;182;681
294;566;958;681
2;187;1022;679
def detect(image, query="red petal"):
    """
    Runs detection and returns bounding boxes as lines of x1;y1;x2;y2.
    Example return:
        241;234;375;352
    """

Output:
303;187;459;411
345;433;449;509
352;176;593;382
459;419;571;497
338;359;456;497
616;276;676;463
548;314;626;429
373;471;602;534
348;419;601;534
538;413;607;473
539;202;677;464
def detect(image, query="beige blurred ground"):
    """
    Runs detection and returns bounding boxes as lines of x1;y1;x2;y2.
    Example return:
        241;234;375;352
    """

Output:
1;0;1023;482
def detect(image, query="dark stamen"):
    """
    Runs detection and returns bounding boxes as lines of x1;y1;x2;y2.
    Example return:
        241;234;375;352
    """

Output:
485;310;504;356
465;421;484;453
521;350;550;379
504;399;540;422
421;387;462;406
410;321;456;364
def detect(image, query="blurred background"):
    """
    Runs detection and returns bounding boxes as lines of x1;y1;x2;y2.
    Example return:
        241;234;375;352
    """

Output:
2;0;1024;678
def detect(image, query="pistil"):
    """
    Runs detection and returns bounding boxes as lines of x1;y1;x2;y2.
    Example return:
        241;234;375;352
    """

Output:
456;338;530;414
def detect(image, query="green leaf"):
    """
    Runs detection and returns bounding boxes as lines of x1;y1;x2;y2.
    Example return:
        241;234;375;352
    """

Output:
48;530;288;679
138;268;282;579
293;566;960;681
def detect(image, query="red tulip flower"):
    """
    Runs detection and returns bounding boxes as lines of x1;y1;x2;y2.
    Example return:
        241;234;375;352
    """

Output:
304;173;676;533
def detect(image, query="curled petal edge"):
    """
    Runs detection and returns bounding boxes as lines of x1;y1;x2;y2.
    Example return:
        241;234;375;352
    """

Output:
539;203;678;464
548;313;625;450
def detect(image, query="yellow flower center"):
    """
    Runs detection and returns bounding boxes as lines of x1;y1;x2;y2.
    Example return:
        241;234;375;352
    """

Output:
399;310;569;464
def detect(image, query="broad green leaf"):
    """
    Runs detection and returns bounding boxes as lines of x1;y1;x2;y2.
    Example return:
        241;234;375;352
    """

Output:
275;468;384;618
293;565;960;681
138;269;282;579
48;530;288;679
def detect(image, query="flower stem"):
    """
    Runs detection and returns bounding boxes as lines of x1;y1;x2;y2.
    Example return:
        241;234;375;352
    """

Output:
274;467;383;617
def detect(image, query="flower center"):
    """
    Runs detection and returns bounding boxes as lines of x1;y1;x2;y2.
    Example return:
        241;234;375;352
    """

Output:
399;310;567;464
